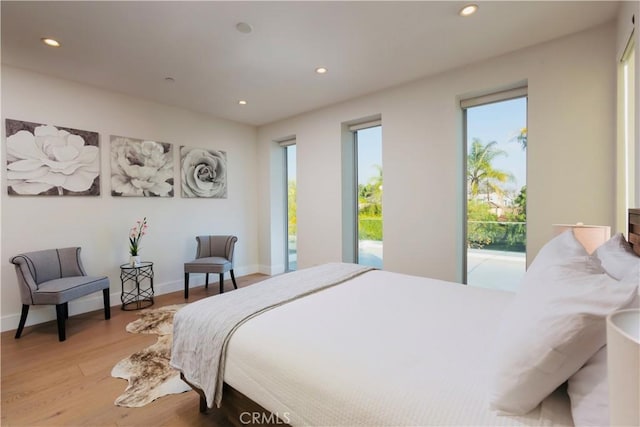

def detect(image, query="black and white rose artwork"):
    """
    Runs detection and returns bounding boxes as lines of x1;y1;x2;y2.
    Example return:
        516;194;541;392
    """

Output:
110;136;174;197
180;146;227;198
5;119;100;196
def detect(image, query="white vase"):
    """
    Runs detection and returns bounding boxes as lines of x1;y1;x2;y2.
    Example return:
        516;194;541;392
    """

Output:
130;255;141;267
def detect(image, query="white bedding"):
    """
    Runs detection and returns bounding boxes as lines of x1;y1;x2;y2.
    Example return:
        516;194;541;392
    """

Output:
224;270;574;426
171;263;372;408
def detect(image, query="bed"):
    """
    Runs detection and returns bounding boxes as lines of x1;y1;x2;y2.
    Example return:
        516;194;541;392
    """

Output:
171;211;640;426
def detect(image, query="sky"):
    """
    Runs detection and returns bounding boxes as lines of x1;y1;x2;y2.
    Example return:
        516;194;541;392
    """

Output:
466;97;527;193
357;126;382;184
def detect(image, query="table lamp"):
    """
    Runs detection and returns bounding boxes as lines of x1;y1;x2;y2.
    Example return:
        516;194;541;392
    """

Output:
552;223;611;254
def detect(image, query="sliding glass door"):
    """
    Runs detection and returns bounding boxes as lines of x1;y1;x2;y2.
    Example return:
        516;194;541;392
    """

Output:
354;125;383;268
464;95;527;291
285;144;297;271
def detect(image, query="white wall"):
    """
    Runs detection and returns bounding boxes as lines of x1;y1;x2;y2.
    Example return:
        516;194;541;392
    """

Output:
258;23;618;282
1;66;259;331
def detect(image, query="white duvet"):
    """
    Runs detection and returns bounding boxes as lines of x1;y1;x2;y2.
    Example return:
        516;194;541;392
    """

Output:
224;270;574;426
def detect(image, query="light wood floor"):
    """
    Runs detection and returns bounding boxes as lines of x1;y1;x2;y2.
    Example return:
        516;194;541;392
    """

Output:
1;274;269;427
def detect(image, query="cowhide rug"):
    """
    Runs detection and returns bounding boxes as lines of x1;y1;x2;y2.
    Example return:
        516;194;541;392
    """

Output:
111;303;192;407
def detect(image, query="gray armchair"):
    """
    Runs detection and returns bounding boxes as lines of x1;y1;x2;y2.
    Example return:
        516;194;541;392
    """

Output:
10;247;111;342
184;235;238;299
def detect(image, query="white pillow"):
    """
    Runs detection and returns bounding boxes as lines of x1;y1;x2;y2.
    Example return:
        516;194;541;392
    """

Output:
488;232;639;415
567;346;609;427
527;229;590;274
566;271;640;426
595;233;640;280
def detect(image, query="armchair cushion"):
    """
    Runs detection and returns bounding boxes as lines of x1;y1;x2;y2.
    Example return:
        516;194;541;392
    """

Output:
13;247;85;288
195;236;236;263
184;257;231;274
33;276;110;305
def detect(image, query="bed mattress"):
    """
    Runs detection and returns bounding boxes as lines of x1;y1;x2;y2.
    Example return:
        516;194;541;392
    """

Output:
224;269;574;426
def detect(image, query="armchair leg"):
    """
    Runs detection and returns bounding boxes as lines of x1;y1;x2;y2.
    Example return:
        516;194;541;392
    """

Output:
230;269;237;289
205;273;209;289
219;273;224;294
55;304;66;342
103;289;111;320
184;273;189;299
15;304;29;339
63;302;69;319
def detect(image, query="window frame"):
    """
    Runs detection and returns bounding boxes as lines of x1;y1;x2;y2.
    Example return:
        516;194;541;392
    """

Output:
460;88;528;285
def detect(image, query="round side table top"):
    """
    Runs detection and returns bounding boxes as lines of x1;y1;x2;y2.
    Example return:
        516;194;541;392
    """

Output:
120;261;153;269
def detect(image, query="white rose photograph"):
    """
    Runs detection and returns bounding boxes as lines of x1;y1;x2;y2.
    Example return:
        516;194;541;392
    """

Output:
180;146;227;198
5;119;101;196
110;136;174;197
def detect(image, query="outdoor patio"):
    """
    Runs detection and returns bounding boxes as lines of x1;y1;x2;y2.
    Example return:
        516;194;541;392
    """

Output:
467;248;525;292
358;242;525;292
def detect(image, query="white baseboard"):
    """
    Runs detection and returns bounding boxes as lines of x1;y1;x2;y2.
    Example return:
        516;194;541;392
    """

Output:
0;266;263;333
259;263;285;275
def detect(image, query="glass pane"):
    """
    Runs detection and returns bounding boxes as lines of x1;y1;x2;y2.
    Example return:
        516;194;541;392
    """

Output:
466;97;527;291
287;145;297;271
356;126;383;268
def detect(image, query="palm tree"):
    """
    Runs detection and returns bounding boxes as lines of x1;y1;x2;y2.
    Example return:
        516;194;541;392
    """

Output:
287;179;297;235
358;165;383;216
467;139;513;200
514;127;527;150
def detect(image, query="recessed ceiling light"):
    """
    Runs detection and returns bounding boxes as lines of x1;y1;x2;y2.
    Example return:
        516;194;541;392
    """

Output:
238;100;247;105
315;67;328;74
41;38;61;47
459;4;478;17
236;22;253;34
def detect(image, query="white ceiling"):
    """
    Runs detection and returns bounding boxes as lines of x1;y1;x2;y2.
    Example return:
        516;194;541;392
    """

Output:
1;1;619;126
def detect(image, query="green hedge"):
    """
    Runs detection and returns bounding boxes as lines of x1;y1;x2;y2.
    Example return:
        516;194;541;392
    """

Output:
335;216;525;250
468;221;525;252
359;217;382;241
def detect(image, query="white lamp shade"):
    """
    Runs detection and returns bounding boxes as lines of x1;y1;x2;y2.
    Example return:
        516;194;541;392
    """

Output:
607;309;640;427
552;224;611;254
